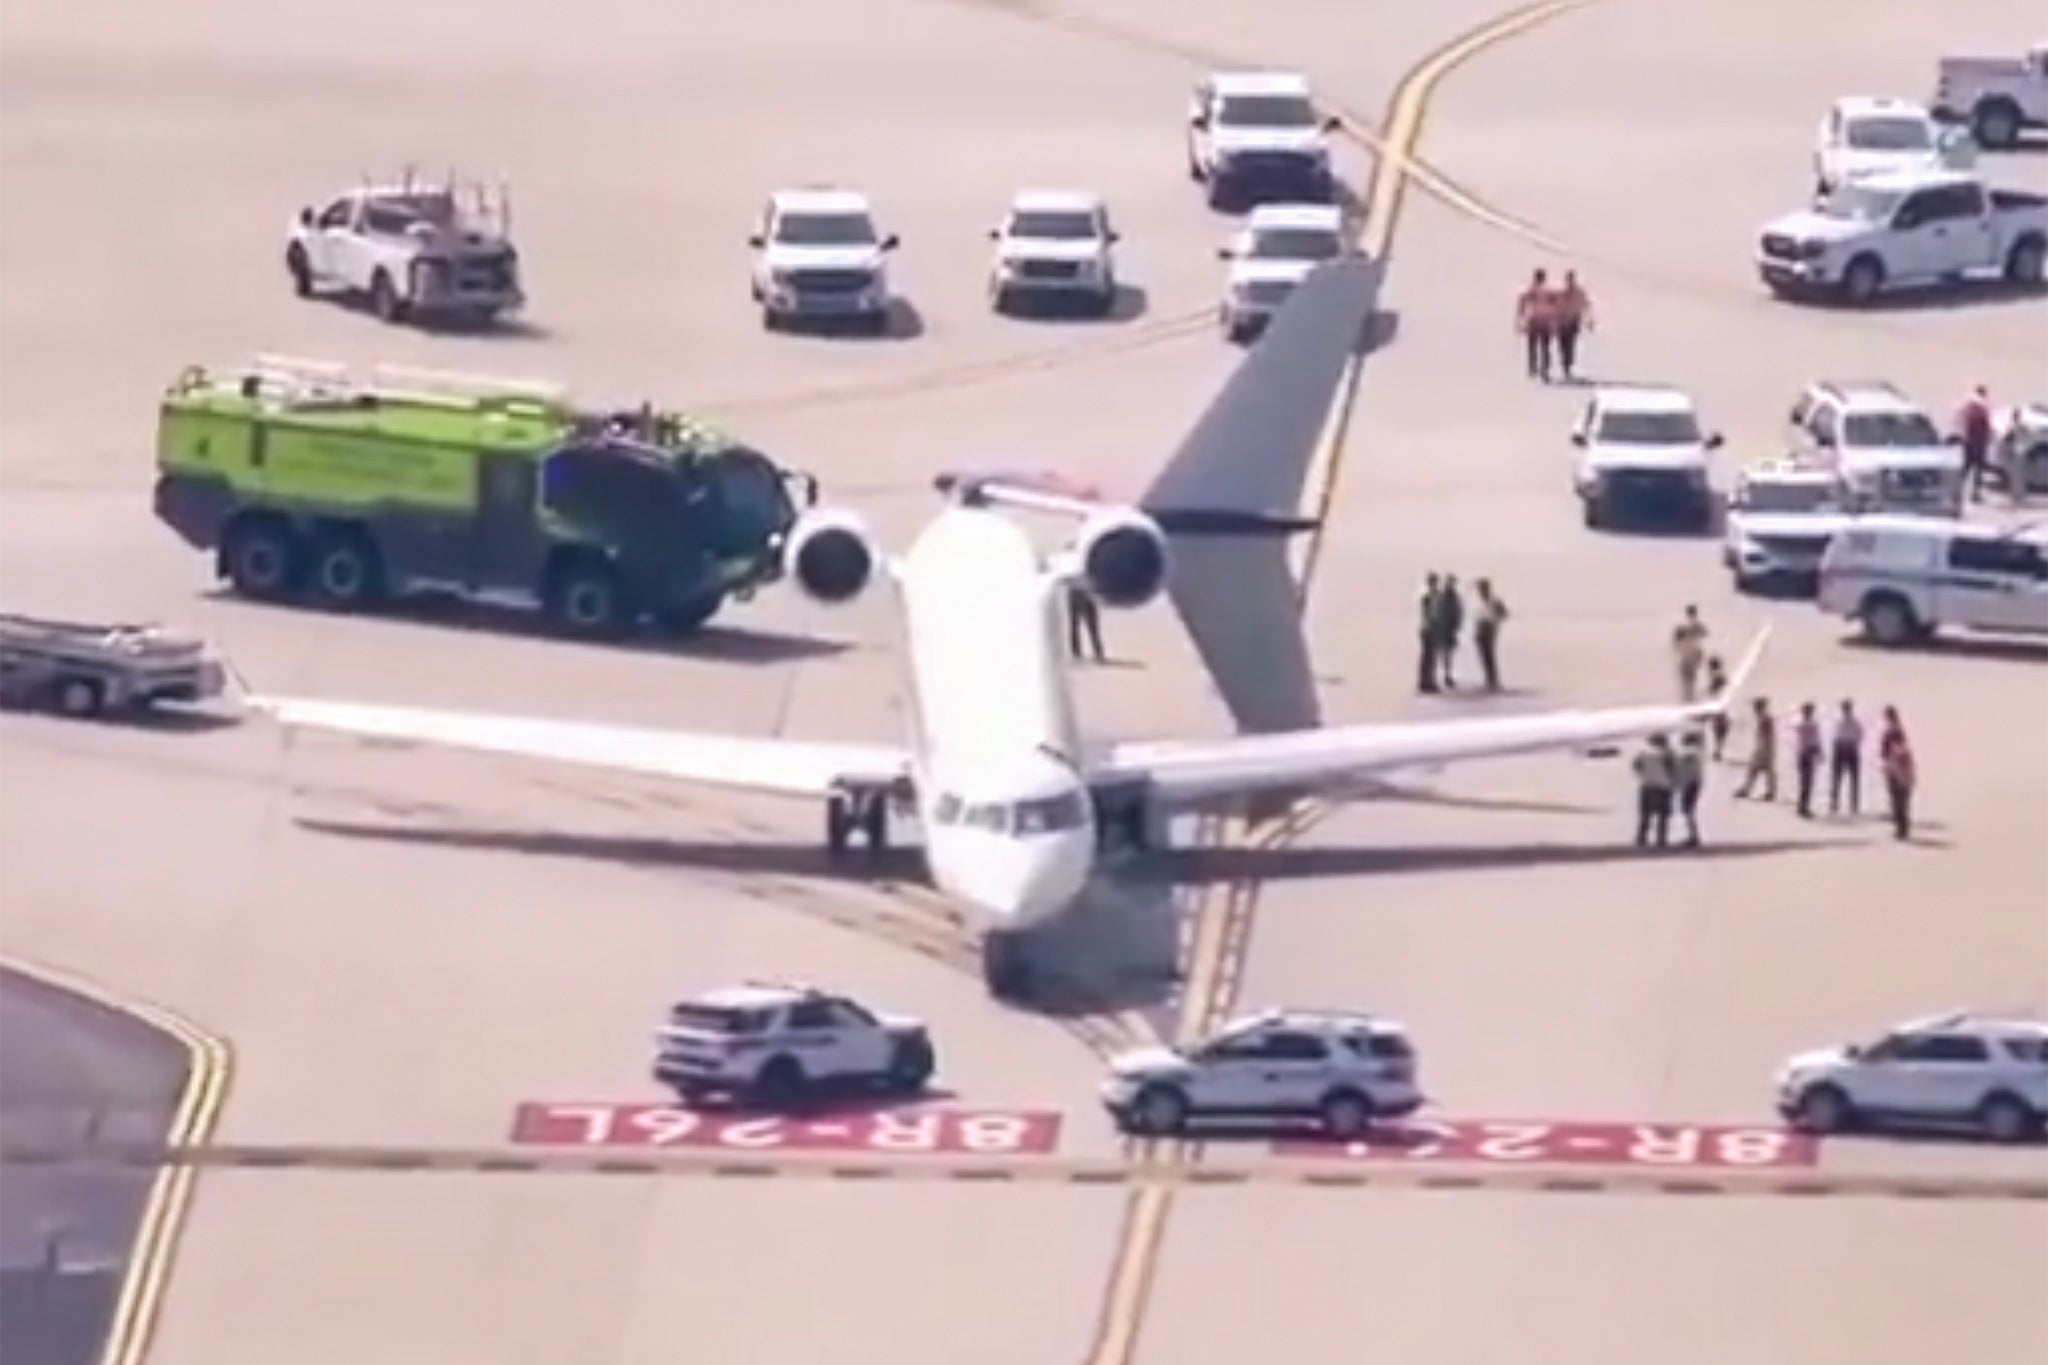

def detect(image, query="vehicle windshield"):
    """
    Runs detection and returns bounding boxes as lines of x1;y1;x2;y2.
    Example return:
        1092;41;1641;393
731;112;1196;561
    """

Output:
668;1004;770;1034
1739;479;1837;513
1843;412;1942;447
1217;93;1317;128
1596;410;1702;444
370;191;462;228
774;211;878;247
1249;227;1342;261
1013;791;1089;834
706;446;795;529
1008;210;1100;240
1844;116;1933;151
1817;184;1903;221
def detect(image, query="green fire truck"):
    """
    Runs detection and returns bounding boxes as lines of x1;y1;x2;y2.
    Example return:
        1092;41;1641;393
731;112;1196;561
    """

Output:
153;357;817;637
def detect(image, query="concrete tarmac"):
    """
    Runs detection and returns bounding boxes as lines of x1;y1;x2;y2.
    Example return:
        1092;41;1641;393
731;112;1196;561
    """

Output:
2;0;2044;1362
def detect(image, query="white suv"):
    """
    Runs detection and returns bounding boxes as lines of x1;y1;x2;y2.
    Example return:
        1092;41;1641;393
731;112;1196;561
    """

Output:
1186;72;1341;210
1777;1012;2048;1143
1100;1008;1422;1139
651;982;936;1107
748;189;900;331
1569;384;1723;531
1722;460;1851;593
987;191;1119;315
1812;96;1973;197
1215;202;1347;341
1789;380;1963;516
1816;515;2048;646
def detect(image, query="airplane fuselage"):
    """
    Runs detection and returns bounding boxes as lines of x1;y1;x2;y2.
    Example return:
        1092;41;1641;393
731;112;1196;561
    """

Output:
892;505;1098;928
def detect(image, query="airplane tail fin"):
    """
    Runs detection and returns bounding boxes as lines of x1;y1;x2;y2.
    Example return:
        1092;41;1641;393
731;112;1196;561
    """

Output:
1143;256;1384;735
933;258;1385;737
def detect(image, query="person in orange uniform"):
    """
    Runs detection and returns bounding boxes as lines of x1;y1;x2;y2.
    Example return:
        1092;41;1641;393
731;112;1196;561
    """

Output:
1553;271;1593;382
1515;268;1557;382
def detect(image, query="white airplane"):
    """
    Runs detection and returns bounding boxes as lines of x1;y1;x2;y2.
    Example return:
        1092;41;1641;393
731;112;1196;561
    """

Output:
249;262;1765;997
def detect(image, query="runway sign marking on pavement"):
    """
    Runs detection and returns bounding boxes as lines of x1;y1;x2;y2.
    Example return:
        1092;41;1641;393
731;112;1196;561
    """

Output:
511;1102;1063;1156
1274;1120;1818;1169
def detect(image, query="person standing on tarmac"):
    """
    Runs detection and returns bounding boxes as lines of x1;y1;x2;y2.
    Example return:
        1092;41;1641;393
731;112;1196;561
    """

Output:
1434;574;1466;690
1416;573;1443;694
1878;707;1916;841
1066;581;1105;663
1672;731;1706;847
1473;578;1509;692
1515;268;1557;382
1554;271;1593;383
1793;701;1824;818
1671;605;1709;701
1702;655;1730;758
1734;697;1778;801
1632;733;1676;848
1828;699;1865;817
1957;385;1994;502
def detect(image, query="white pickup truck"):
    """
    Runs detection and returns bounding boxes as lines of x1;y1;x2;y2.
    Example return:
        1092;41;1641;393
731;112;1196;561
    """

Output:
1756;169;2048;304
286;177;523;326
1932;44;2048;150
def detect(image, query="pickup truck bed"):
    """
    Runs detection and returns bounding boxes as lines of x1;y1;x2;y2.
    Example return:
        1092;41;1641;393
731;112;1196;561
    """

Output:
0;612;228;717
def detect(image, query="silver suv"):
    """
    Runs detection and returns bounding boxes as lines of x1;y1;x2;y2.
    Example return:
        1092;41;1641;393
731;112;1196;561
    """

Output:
1777;1012;2048;1143
652;981;936;1108
1100;1008;1422;1138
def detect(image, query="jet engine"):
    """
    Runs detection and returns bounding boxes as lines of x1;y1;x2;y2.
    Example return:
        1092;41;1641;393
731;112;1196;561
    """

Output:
783;509;877;605
1074;508;1170;609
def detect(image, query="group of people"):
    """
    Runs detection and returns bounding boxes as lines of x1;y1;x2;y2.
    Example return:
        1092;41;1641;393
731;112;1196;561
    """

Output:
1956;384;2032;506
1415;573;1510;694
1512;268;1595;384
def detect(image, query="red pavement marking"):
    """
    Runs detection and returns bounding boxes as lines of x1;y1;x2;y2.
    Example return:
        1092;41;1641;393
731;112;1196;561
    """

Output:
512;1102;1063;1156
1274;1119;1819;1169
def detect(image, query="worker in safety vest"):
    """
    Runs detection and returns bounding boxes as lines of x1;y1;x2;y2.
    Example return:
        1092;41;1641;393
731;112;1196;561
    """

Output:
1515;268;1557;382
1631;733;1675;848
1878;707;1916;841
1553;271;1593;382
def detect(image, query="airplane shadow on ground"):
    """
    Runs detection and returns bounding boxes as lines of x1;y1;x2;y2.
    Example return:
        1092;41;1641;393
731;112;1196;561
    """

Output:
206;589;848;666
295;817;1184;1018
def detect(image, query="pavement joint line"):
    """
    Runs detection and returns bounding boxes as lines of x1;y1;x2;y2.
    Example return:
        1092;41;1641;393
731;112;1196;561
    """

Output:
8;1142;2043;1201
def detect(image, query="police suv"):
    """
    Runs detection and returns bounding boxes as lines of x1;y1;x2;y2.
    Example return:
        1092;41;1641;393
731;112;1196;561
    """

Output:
652;982;937;1107
1788;380;1964;516
748;188;901;331
1214;202;1348;341
1778;1011;2048;1143
1722;460;1851;593
986;190;1120;315
1100;1008;1423;1139
1568;384;1723;531
1816;515;2048;647
1185;72;1341;210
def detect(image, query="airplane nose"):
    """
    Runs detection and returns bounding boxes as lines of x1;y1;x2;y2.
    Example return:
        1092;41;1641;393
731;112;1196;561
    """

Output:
947;835;1089;925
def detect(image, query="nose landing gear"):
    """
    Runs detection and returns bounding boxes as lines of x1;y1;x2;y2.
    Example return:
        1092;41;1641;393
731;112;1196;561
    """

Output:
981;929;1035;1001
824;788;890;863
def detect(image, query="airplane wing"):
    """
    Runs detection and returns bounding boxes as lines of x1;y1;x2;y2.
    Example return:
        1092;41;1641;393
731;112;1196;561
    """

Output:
1098;630;1767;816
247;696;911;799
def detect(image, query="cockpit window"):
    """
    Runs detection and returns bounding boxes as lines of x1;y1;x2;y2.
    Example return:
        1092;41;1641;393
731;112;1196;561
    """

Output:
964;803;1010;833
933;793;965;824
1014;792;1088;834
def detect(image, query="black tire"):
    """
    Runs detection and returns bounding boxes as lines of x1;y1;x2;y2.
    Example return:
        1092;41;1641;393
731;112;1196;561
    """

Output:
1127;1083;1189;1136
52;676;105;719
1977;1092;2040;1144
825;794;854;860
750;1057;807;1110
1319;1088;1375;1140
221;517;301;601
885;1034;936;1094
861;796;888;859
980;930;1033;1000
1860;592;1917;647
1973;98;2023;151
1581;496;1605;530
2004;235;2046;287
286;244;313;297
760;305;782;332
308;528;382;610
369;269;404;323
1204;176;1230;211
1792;1083;1854;1135
543;558;628;638
2026;445;2048;494
1839;254;1884;306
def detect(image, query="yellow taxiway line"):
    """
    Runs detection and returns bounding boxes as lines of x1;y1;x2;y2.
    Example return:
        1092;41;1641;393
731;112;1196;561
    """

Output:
2;954;233;1365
